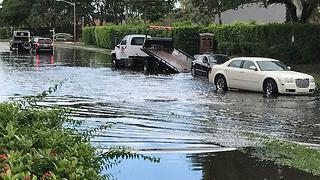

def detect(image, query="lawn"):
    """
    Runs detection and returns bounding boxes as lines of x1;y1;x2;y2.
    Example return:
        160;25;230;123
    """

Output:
251;139;320;176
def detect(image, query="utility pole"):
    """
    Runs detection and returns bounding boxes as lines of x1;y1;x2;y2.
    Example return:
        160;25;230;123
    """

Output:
56;0;76;44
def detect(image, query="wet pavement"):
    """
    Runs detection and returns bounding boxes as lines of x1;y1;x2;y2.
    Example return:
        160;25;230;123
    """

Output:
0;42;319;179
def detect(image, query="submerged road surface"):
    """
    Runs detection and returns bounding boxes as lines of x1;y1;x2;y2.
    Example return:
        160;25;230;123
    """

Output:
0;42;319;179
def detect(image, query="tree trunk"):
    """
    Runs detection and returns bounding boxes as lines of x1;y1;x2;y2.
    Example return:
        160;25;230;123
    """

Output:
285;2;299;23
300;2;315;23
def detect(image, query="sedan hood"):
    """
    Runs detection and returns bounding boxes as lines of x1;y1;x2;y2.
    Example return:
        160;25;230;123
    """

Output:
267;71;313;79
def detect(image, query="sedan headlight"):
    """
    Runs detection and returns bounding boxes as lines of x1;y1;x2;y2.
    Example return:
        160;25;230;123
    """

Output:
281;77;295;84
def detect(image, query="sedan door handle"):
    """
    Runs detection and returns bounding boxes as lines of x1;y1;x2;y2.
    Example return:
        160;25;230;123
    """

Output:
240;71;245;73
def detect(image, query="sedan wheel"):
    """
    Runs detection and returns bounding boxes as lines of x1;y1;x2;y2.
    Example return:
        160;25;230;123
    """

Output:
264;79;278;95
215;75;227;92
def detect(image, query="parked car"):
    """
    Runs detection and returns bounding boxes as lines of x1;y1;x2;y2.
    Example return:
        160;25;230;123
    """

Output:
9;30;32;52
54;33;73;41
191;54;229;77
208;57;316;95
32;38;53;53
30;36;42;47
111;34;150;68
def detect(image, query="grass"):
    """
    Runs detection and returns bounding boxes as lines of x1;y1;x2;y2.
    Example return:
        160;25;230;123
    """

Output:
251;139;320;175
0;39;10;42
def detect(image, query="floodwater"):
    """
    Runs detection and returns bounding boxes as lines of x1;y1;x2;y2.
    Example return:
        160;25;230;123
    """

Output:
0;42;319;180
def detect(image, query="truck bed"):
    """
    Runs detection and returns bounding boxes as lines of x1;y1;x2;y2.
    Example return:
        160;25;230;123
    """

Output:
142;48;193;73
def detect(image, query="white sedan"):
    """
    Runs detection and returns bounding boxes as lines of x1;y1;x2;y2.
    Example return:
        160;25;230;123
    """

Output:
208;57;316;95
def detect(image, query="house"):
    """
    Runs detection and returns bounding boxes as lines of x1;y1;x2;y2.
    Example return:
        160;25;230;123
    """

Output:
216;3;286;23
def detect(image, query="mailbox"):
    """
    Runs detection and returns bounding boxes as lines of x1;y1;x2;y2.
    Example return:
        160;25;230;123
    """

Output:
199;33;217;54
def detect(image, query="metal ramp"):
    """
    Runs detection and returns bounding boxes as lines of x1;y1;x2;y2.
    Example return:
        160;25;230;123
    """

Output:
142;48;193;73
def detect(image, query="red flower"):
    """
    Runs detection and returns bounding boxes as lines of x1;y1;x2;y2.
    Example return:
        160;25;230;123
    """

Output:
43;171;52;177
23;176;31;180
0;154;8;160
49;150;57;157
3;165;10;171
1;165;10;175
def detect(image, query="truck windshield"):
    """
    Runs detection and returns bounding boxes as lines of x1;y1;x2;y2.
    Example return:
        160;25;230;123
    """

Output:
131;37;145;46
14;37;29;41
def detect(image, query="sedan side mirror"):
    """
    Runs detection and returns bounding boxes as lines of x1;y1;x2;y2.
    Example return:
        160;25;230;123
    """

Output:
116;44;120;49
249;66;257;71
287;66;291;70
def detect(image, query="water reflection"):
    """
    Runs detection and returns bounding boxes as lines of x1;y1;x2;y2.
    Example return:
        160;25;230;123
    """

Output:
0;48;110;68
189;151;319;180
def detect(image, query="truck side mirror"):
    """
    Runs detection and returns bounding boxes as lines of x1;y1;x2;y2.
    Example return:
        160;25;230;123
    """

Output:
113;37;118;48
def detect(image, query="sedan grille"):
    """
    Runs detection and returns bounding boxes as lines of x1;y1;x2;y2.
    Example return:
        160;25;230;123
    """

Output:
295;79;309;88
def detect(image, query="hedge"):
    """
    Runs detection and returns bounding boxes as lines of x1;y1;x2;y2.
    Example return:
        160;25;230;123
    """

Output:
82;23;320;64
83;24;147;49
0;27;10;39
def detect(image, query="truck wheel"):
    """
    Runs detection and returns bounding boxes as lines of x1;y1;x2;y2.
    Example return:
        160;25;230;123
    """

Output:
144;59;150;75
111;55;117;70
191;67;196;77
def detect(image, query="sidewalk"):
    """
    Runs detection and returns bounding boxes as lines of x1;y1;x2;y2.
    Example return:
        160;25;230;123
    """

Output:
54;41;111;55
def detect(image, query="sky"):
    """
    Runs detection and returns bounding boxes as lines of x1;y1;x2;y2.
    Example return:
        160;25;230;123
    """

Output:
217;3;285;23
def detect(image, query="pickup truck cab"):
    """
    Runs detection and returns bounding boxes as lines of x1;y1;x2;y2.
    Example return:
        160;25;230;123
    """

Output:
111;35;150;69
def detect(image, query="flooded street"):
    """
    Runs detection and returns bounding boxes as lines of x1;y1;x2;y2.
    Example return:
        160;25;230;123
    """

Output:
0;42;319;179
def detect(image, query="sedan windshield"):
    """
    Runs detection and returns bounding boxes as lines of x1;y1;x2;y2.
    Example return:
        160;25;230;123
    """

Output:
257;61;289;71
208;56;216;63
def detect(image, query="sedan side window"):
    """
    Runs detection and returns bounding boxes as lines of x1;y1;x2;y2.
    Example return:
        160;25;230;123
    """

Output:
243;61;256;69
228;60;242;68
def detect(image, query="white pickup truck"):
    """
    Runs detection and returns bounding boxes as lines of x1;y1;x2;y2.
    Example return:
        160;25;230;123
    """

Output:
111;34;150;69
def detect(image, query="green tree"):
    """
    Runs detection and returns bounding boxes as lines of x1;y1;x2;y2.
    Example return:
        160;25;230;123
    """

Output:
184;0;319;23
0;0;35;26
91;0;176;25
266;0;320;23
309;7;320;23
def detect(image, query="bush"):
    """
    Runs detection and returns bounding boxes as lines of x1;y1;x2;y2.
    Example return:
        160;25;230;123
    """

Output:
174;25;201;55
0;28;9;39
82;27;96;45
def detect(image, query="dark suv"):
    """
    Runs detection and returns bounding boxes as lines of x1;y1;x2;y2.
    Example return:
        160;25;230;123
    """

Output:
9;31;32;52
